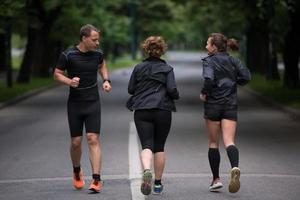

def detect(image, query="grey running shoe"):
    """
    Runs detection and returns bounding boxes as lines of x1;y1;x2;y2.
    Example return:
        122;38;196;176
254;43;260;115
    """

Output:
141;170;152;195
209;178;223;192
228;167;241;193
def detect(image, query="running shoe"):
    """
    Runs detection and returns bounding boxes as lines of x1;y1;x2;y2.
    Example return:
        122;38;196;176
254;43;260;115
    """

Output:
141;169;152;195
153;184;163;195
73;170;85;190
228;167;241;193
88;179;103;193
209;178;223;192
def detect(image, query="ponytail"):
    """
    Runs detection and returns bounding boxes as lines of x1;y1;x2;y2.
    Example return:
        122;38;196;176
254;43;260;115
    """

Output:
227;38;239;51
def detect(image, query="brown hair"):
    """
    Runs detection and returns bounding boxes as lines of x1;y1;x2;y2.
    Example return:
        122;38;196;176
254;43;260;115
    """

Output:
209;33;239;52
79;24;100;41
141;36;167;57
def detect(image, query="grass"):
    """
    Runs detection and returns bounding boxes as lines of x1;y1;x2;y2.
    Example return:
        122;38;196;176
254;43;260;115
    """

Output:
247;73;300;110
0;78;54;103
106;56;140;70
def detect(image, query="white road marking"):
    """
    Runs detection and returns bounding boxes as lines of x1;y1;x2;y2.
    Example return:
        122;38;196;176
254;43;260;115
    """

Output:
128;121;145;200
0;173;299;184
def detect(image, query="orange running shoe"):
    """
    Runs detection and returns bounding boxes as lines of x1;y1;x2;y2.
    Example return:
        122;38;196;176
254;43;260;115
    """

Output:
89;179;103;193
73;170;85;190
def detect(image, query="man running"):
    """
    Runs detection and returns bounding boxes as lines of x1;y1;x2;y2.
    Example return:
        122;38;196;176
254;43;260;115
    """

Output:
54;24;111;193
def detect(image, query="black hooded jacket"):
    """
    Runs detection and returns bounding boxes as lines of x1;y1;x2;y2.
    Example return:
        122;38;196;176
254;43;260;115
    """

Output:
201;52;251;105
127;57;179;111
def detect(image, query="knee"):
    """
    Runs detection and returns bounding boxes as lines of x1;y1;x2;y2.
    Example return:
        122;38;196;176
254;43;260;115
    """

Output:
153;144;164;153
87;134;99;146
71;139;81;149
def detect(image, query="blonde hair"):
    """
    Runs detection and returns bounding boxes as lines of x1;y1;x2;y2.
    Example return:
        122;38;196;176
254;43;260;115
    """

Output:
141;36;167;57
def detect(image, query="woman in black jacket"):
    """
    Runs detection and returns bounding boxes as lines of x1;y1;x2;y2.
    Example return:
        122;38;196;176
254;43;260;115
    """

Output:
127;36;179;195
200;33;251;193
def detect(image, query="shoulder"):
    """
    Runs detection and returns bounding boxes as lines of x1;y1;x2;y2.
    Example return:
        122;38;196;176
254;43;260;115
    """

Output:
201;54;213;62
63;47;77;56
164;63;173;72
228;55;242;65
91;49;104;56
61;47;78;61
201;54;214;67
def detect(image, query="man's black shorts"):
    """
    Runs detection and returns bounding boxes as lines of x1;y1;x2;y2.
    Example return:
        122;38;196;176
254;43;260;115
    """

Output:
67;100;101;137
204;103;237;121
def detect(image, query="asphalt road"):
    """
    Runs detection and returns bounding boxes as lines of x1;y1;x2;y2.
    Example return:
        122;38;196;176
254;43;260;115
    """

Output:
0;52;299;200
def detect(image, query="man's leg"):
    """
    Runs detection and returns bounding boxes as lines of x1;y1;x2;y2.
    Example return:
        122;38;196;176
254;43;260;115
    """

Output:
86;133;102;175
70;136;83;167
87;132;102;192
70;136;85;189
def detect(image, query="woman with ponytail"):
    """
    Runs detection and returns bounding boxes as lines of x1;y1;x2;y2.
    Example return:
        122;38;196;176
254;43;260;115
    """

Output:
200;33;251;193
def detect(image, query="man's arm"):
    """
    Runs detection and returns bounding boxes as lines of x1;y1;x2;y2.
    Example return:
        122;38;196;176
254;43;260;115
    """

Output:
53;68;79;88
99;60;112;92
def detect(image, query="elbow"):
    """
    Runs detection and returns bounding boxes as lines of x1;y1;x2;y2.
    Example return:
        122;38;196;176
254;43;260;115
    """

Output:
168;88;179;100
53;73;58;81
128;88;134;95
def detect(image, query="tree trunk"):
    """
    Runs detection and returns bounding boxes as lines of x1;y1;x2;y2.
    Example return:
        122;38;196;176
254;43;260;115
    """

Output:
2;20;13;88
283;1;300;88
283;33;299;88
17;26;36;83
0;32;6;72
246;19;269;75
267;35;280;80
17;0;61;81
31;27;51;77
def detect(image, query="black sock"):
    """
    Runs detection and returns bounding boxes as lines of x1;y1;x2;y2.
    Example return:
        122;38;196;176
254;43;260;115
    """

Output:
92;174;101;181
226;145;239;168
208;148;220;180
73;166;81;174
154;179;161;185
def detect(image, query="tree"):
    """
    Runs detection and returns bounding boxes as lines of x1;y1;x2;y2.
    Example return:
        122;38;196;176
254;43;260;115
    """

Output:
0;0;24;87
283;0;300;87
17;0;62;83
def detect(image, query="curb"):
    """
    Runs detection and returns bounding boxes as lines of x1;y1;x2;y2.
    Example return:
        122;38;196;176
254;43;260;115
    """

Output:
0;83;60;110
242;86;300;121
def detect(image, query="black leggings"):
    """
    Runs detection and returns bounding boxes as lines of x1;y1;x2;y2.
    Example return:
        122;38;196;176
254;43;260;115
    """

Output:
134;109;171;153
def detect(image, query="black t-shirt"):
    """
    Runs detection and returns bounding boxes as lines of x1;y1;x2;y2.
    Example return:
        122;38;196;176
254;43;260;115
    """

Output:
56;46;104;101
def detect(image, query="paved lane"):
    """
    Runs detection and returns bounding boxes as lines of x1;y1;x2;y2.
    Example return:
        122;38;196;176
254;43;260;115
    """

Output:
0;52;299;200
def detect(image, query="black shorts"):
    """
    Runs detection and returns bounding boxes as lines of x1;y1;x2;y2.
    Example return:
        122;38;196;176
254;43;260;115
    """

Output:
67;100;101;137
204;103;237;121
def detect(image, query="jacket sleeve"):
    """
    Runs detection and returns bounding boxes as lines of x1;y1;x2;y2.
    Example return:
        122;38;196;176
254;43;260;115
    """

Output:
128;68;137;95
166;69;179;100
233;58;251;85
201;59;215;95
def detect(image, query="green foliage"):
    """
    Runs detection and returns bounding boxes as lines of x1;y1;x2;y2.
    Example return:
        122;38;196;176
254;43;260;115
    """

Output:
248;73;300;109
136;0;181;43
182;0;245;49
0;77;54;103
0;0;25;33
106;56;140;70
